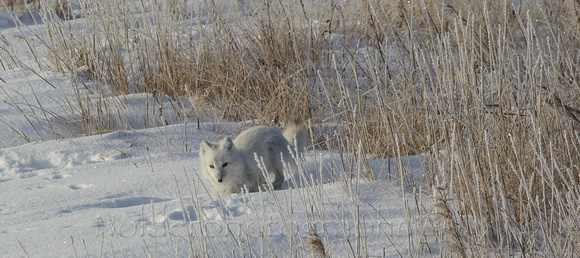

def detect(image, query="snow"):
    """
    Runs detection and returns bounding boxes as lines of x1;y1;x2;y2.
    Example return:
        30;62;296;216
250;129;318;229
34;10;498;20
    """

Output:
0;124;431;257
0;6;436;258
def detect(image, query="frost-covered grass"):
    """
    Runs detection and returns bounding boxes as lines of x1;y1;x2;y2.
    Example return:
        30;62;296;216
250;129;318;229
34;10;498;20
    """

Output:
1;0;580;256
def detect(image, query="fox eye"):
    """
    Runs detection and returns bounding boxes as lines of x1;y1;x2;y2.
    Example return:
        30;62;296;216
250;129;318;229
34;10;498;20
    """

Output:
209;165;215;169
222;163;229;168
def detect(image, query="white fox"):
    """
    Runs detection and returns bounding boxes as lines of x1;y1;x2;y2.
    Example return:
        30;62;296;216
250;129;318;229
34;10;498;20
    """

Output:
199;125;309;195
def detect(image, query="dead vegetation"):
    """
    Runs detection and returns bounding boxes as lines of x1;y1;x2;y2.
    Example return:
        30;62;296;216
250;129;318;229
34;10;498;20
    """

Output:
1;0;579;256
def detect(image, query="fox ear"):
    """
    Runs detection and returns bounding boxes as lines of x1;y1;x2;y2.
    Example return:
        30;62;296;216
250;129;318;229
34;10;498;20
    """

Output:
200;141;212;155
220;137;234;151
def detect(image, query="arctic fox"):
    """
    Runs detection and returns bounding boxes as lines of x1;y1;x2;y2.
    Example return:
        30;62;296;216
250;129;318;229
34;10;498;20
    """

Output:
200;125;309;195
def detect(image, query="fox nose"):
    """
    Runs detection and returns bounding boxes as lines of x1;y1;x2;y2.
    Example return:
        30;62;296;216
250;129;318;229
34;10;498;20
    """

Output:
217;178;223;183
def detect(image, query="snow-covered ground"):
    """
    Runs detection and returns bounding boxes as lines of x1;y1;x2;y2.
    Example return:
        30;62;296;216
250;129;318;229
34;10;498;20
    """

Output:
0;6;436;257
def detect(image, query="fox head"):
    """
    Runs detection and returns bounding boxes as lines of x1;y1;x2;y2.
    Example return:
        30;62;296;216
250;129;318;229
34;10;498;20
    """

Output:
199;137;242;184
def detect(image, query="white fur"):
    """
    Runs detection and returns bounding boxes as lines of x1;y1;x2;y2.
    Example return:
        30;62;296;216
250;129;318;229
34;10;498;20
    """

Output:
200;125;309;195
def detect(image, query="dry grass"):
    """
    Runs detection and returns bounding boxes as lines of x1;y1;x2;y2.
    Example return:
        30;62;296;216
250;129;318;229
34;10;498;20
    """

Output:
306;225;328;257
1;0;579;256
2;0;40;11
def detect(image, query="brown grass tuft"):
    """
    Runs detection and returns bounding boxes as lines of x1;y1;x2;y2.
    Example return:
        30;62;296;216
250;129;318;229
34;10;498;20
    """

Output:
307;226;327;258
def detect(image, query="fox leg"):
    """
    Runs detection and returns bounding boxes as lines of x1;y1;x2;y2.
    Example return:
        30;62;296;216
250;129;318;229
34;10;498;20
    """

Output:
272;170;285;189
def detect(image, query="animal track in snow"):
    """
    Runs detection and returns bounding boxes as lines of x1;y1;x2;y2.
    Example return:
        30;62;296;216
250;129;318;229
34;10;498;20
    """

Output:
60;197;172;215
196;198;250;220
68;183;92;190
168;206;197;221
0;149;127;176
